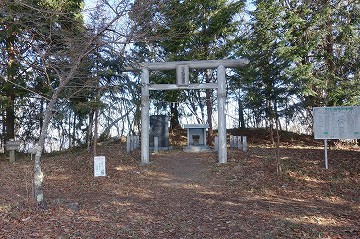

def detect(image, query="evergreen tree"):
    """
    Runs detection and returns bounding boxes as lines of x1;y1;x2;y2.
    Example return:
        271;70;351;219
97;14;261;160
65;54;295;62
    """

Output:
282;0;360;126
130;0;245;142
234;0;360;132
0;0;84;146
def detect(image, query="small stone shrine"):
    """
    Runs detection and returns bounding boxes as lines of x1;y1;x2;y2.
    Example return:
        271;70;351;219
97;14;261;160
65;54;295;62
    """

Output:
149;115;169;149
183;124;211;152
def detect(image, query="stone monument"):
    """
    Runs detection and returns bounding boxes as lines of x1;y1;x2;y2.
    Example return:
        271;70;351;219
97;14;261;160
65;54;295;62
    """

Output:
149;115;169;149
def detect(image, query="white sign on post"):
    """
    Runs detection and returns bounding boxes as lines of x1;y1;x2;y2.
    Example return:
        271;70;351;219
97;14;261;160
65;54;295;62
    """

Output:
313;106;360;139
313;106;360;169
94;156;106;177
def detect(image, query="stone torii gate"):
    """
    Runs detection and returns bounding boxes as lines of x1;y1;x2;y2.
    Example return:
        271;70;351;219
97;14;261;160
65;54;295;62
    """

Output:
125;59;249;165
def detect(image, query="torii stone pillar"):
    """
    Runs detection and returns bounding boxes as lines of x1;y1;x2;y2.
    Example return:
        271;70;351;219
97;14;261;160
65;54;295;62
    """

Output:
141;68;150;165
127;59;249;165
217;65;227;163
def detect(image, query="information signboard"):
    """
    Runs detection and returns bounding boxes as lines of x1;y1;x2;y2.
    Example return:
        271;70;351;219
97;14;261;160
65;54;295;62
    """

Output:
94;156;106;177
5;140;21;151
313;106;360;139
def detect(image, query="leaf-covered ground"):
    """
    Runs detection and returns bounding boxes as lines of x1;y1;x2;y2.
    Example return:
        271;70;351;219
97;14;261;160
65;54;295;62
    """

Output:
0;136;359;238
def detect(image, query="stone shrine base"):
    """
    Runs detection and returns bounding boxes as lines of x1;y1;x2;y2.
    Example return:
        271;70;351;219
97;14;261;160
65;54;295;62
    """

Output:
183;145;212;153
150;146;172;151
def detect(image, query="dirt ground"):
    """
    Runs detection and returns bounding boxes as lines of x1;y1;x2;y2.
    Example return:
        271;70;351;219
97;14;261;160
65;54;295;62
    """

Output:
0;139;359;238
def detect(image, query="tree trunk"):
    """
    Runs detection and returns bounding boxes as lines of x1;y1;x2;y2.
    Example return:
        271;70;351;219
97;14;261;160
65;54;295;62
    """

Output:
267;99;275;145
34;96;57;209
5;93;15;142
72;112;76;147
68;111;72;149
275;115;281;174
170;102;180;129
86;111;94;150
274;99;281;174
34;75;77;207
5;35;16;143
93;108;98;156
39;98;44;136
2;112;5;147
33;148;46;208
238;96;245;129
205;70;213;146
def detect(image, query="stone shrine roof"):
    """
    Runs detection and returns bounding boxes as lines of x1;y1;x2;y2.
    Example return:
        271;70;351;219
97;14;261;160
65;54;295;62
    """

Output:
183;124;209;129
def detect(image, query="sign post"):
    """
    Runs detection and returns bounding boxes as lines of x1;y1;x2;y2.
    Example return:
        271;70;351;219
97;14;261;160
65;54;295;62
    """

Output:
324;139;328;169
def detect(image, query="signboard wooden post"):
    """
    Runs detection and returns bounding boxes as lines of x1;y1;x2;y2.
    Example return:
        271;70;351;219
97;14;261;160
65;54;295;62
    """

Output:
5;140;21;163
94;156;106;177
313;106;360;169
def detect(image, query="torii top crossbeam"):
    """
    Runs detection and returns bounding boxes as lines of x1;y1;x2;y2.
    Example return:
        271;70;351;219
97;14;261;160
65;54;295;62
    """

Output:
124;59;249;71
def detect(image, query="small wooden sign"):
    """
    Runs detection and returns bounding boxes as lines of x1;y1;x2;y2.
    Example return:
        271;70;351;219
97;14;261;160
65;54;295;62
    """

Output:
5;140;21;151
94;156;106;177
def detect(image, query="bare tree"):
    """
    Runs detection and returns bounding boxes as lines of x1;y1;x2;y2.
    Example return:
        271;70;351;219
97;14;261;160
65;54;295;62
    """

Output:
10;0;141;208
0;0;171;208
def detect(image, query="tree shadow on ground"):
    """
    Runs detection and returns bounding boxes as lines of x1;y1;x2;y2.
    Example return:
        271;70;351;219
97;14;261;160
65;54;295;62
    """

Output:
0;144;359;238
